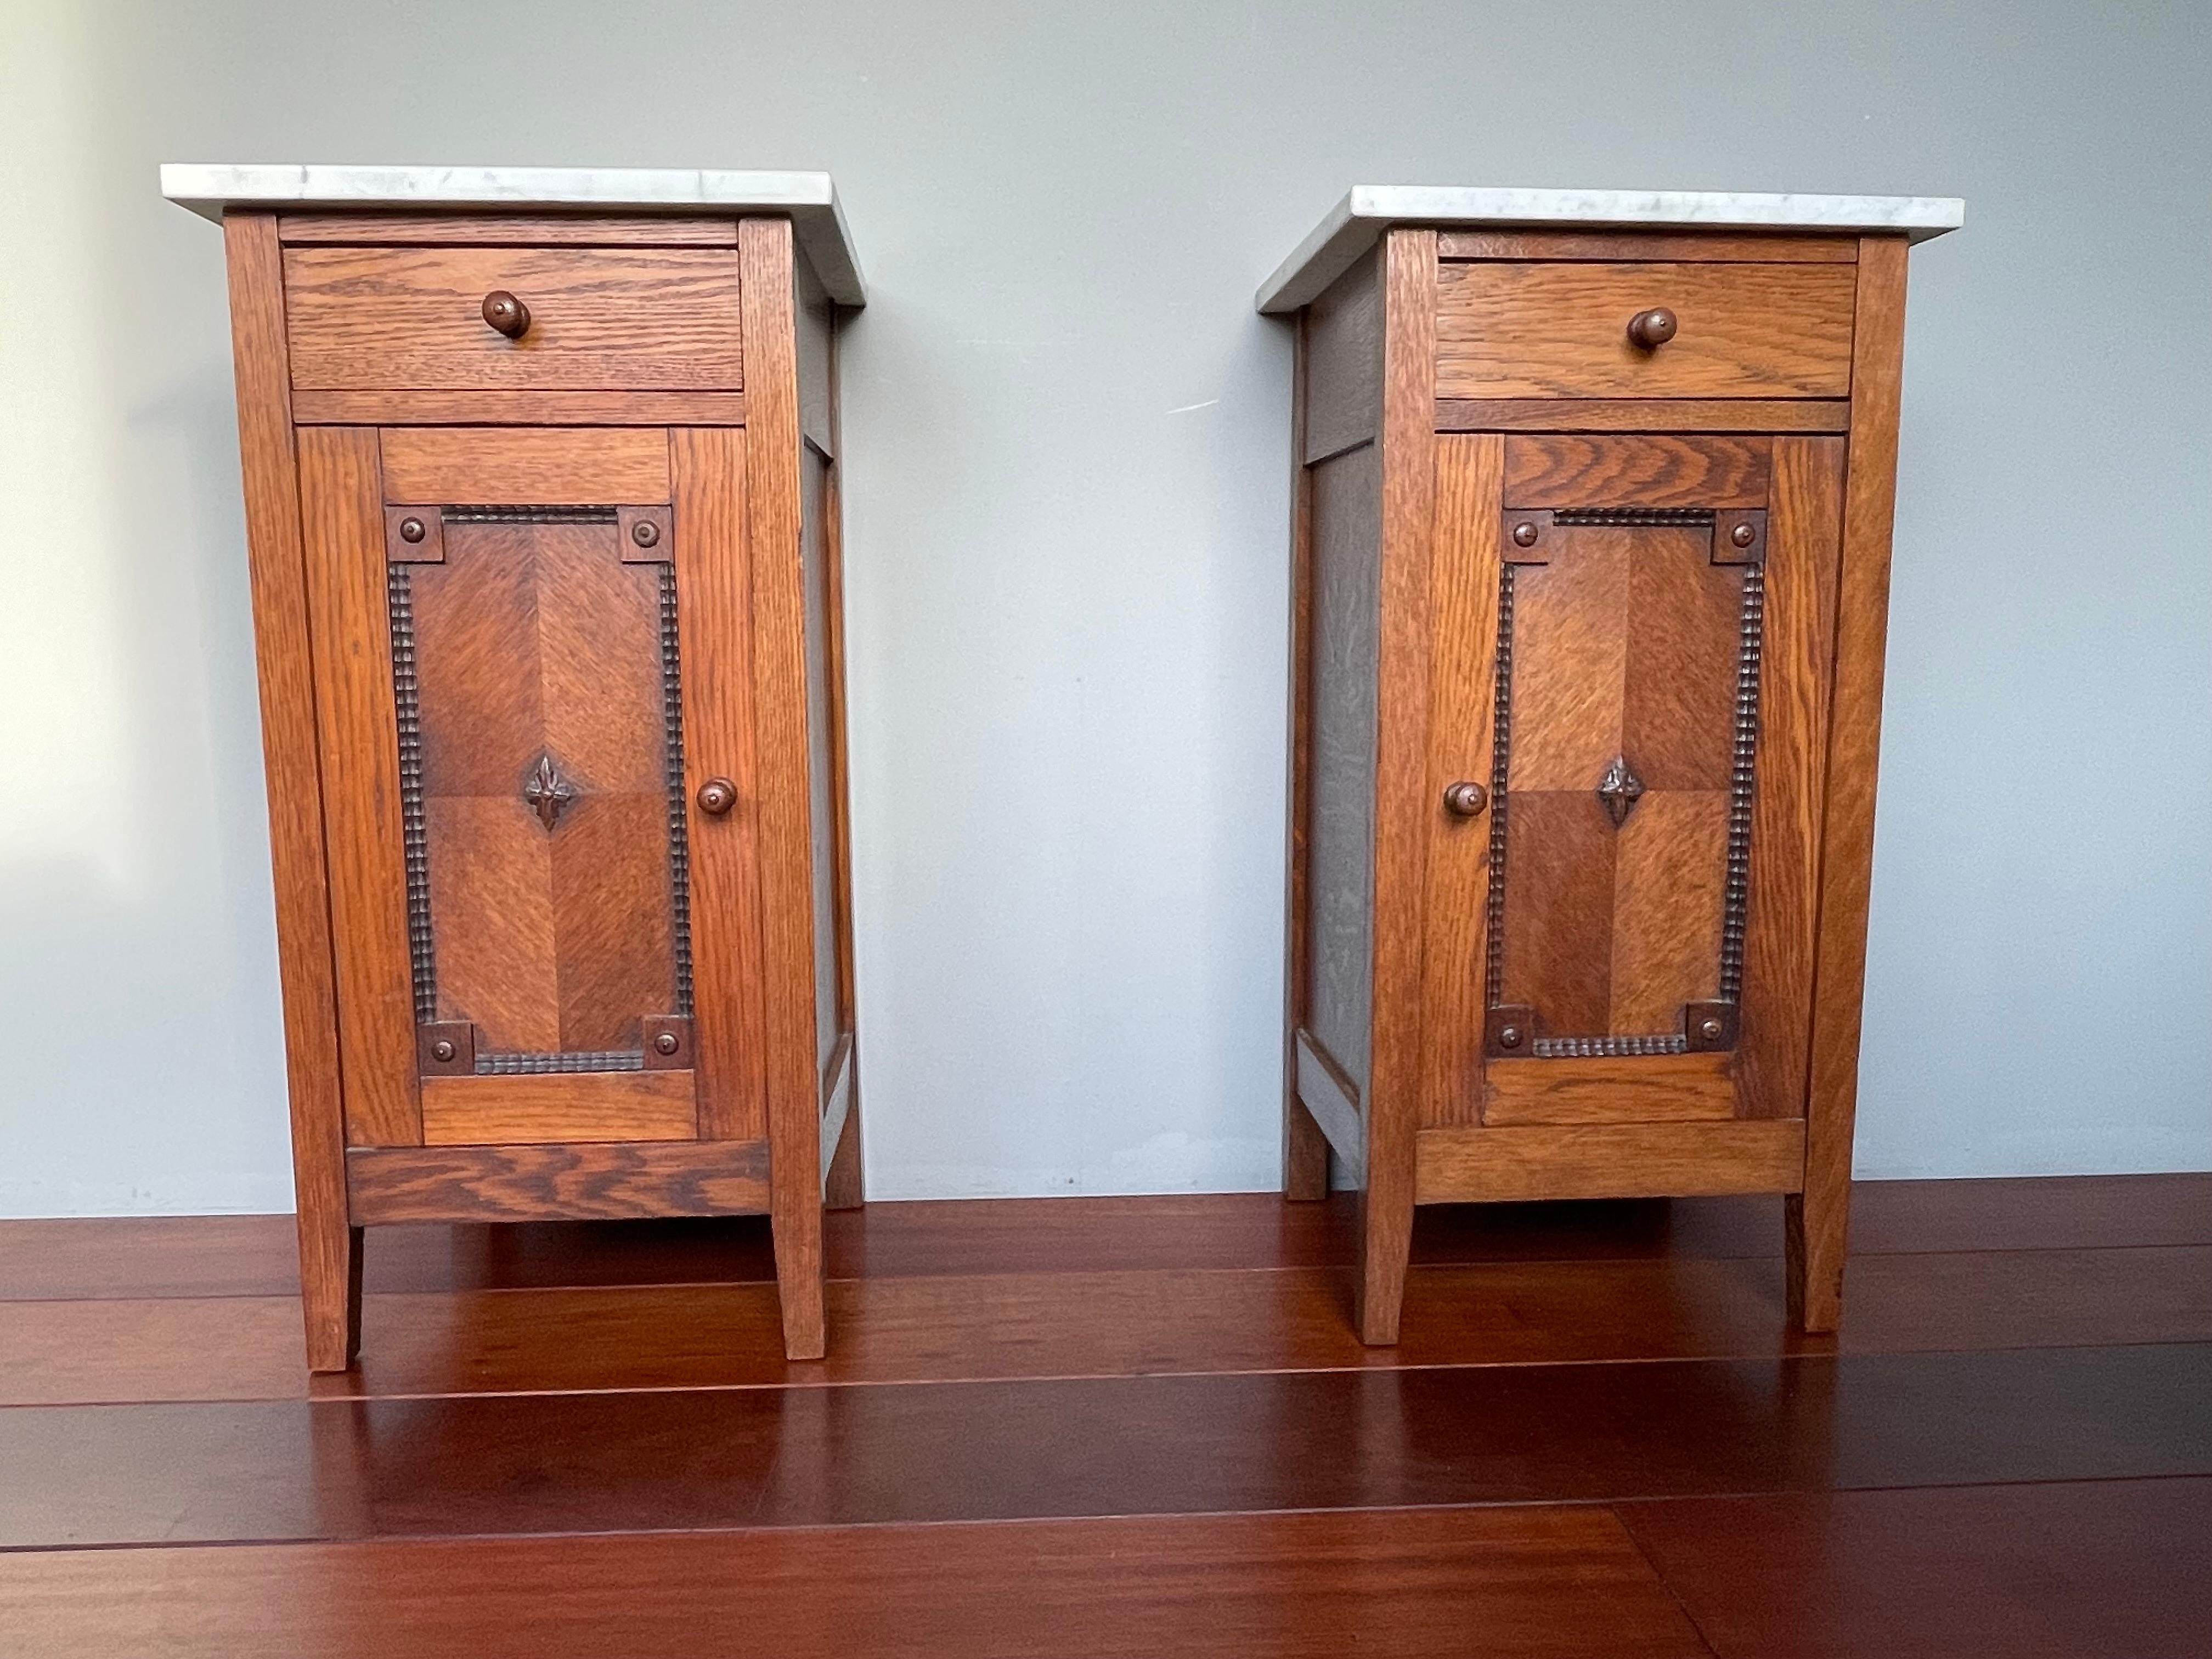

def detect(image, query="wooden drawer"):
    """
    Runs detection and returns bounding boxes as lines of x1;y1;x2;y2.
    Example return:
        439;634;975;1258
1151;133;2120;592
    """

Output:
1435;261;1855;398
283;245;743;391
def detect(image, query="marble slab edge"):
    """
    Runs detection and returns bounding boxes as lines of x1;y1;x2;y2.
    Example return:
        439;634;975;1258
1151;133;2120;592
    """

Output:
1255;185;1965;314
159;163;866;306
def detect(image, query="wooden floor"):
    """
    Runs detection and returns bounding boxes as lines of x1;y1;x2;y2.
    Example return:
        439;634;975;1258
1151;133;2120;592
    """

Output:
2;1175;2208;1656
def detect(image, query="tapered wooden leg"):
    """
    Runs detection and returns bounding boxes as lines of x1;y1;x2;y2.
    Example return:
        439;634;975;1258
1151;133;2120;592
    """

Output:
823;1076;865;1211
1353;1180;1415;1346
772;1203;826;1360
301;1220;363;1374
1285;1088;1330;1201
1786;1186;1849;1332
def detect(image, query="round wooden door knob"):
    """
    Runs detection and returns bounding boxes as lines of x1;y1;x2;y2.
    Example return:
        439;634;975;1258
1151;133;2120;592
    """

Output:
1626;307;1678;349
482;291;532;338
1443;781;1489;818
696;778;737;815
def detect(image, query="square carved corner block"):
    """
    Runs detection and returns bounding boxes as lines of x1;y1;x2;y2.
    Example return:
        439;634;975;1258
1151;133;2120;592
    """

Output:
1263;187;1962;1344
166;165;869;1368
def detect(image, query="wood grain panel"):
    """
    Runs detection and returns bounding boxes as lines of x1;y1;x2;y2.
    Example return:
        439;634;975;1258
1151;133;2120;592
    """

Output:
420;1071;696;1146
1282;317;1330;1198
670;427;769;1144
0;1508;1709;1659
1738;438;1844;1127
551;794;678;1049
1438;398;1849;434
410;523;545;794
528;527;664;788
1359;228;1440;1344
817;324;863;1212
1483;1053;1735;1125
1609;791;1728;1030
284;246;742;390
411;515;676;1057
1303;247;1384;462
296;388;748;427
1621;524;1742;791
280;213;740;246
1302;442;1382;1098
1437;262;1856;398
1498;790;1617;1034
1418;1120;1805;1203
740;217;829;1359
1796;238;1913;1330
426;795;559;1049
1503;434;1771;509
379;427;670;505
220;214;359;1370
347;1140;769;1222
1438;230;1857;263
409;520;561;1049
1505;527;1628;790
1414;434;1503;1128
297;426;421;1147
799;443;842;1077
534;528;675;1051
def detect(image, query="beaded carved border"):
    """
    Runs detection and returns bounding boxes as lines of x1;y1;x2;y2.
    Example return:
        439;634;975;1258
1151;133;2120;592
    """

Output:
1481;562;1516;1013
387;563;437;1023
1718;566;1765;1001
658;562;696;1018
443;505;619;526
476;1049;647;1075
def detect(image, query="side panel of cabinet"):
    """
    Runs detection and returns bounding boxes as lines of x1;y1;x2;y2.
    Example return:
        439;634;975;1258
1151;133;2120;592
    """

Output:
1285;249;1386;1195
794;249;861;1204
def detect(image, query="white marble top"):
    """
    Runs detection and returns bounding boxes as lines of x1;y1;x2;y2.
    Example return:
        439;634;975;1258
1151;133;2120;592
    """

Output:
1256;186;1963;313
160;164;866;306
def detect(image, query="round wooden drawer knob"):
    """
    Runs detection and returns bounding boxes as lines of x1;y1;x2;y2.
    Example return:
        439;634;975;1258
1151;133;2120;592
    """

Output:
696;778;737;815
1626;307;1678;349
1443;781;1489;818
482;290;532;338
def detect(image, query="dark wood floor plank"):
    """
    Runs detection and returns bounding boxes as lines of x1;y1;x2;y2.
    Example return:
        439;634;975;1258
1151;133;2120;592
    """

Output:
0;1506;1711;1659
9;1245;2210;1407
7;1176;2205;1301
1621;1477;2212;1659
5;1345;2207;1548
0;1249;2161;1408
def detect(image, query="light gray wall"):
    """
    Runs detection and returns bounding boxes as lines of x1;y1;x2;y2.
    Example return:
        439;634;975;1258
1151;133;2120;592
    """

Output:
2;0;2205;1214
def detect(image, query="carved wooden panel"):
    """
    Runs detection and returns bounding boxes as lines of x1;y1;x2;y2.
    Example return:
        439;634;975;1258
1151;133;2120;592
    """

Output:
1485;504;1764;1060
393;504;694;1081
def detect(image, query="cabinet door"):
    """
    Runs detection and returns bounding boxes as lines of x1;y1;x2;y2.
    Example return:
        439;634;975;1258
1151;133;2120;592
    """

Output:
298;426;766;1149
1418;434;1843;1128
